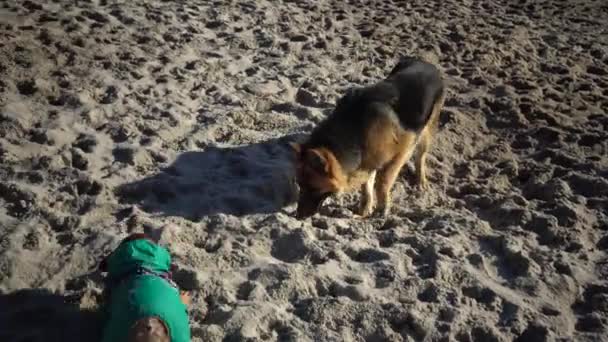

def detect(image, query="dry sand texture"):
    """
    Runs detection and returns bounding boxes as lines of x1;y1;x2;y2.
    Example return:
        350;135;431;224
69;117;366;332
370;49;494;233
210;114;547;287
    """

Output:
1;0;608;341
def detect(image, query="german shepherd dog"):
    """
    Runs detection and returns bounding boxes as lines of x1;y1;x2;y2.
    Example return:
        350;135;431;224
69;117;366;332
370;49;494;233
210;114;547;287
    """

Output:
290;56;445;219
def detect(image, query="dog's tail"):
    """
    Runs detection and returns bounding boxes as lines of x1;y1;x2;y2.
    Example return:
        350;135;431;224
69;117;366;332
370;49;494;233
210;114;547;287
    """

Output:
420;51;445;133
426;90;446;136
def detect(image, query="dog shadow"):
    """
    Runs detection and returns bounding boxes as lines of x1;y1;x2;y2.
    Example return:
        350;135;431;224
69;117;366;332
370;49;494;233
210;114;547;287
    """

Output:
116;134;302;220
0;288;102;342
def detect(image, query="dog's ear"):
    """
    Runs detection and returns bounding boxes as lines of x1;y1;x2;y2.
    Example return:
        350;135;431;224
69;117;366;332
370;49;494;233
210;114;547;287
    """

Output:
304;148;328;174
289;142;301;155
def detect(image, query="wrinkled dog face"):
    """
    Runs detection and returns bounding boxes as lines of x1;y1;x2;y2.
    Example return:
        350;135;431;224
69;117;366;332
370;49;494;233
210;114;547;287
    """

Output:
290;143;338;219
129;317;170;342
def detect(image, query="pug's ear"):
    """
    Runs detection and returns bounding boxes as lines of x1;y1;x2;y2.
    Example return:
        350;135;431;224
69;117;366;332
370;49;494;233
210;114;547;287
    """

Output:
304;148;328;174
99;255;109;272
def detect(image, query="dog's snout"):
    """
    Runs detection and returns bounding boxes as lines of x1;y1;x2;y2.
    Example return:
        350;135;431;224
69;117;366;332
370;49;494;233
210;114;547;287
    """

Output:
294;191;330;219
295;199;318;219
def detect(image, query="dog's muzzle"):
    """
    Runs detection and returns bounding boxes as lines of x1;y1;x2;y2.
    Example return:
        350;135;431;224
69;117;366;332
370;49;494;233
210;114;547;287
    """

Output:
295;191;331;219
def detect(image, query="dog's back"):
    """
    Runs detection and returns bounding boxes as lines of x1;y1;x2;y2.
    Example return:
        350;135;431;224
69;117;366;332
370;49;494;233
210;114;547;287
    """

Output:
305;56;443;171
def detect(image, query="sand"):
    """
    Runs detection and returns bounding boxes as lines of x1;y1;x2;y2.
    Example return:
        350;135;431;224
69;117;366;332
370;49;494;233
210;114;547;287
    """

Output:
0;0;607;341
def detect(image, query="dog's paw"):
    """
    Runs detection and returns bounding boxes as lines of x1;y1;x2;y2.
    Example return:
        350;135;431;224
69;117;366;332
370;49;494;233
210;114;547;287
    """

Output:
371;205;390;218
417;180;430;191
356;204;375;218
416;175;429;191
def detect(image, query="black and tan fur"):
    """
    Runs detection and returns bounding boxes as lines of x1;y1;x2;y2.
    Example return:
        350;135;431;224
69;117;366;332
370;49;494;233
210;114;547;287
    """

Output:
291;56;445;219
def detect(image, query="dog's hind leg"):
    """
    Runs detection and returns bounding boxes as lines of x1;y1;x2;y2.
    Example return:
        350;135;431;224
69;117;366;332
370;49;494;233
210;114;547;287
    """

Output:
415;93;444;190
414;129;432;190
357;170;376;217
375;133;418;217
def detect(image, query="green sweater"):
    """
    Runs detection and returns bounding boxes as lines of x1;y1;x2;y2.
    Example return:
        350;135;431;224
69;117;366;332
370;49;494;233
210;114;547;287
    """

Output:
102;239;191;342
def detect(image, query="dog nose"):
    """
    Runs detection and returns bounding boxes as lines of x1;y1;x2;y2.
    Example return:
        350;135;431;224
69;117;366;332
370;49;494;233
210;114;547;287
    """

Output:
295;205;315;219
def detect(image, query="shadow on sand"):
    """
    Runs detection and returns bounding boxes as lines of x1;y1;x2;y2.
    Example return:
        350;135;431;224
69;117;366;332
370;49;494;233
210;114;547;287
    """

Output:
0;288;102;342
116;134;302;220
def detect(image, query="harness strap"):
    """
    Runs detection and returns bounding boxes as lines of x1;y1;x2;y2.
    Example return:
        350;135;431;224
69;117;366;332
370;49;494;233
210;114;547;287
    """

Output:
105;265;178;291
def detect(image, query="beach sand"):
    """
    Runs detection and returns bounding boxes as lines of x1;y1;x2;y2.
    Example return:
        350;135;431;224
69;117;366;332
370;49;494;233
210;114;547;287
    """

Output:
0;0;607;341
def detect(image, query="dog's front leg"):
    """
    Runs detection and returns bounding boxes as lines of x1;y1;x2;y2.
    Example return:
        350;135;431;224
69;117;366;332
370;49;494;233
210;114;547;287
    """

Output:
357;170;376;217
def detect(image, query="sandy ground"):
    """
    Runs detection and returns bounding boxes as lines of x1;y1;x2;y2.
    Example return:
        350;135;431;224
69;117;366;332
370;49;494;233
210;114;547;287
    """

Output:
0;0;607;341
